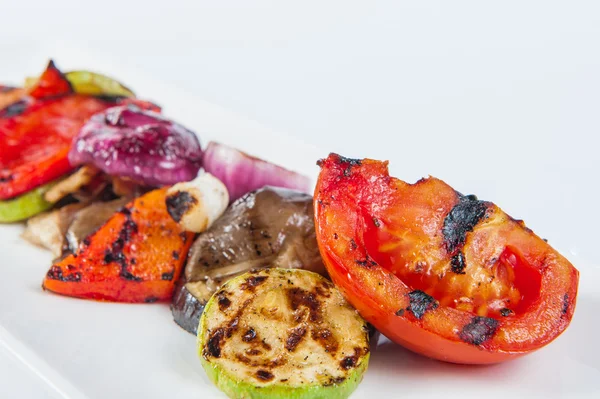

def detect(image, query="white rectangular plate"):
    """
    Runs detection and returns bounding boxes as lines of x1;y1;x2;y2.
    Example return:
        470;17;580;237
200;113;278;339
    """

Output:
1;43;599;399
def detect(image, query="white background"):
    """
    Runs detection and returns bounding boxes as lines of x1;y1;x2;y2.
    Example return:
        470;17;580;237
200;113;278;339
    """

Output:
1;1;599;397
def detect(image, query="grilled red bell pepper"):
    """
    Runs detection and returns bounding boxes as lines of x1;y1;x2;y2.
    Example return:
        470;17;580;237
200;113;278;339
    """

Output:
0;61;158;201
43;188;194;302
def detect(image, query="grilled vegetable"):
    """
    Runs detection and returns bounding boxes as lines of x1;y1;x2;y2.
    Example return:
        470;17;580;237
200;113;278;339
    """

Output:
0;180;56;223
202;141;312;202
64;70;135;98
42;188;194;302
0;86;26;110
0;61;157;202
199;268;370;399
22;203;86;257
314;153;580;364
166;172;229;233
69;105;203;186
25;69;135;98
43;166;100;203
171;187;325;334
65;197;129;252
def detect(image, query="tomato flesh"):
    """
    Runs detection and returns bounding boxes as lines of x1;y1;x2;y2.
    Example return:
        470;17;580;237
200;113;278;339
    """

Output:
314;154;579;364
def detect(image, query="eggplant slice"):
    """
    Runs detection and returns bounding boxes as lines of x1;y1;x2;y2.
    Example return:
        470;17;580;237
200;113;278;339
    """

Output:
171;186;325;334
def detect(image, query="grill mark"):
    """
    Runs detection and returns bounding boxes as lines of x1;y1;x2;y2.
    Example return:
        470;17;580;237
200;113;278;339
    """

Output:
443;195;490;254
407;290;438;319
235;354;287;370
104;216;141;281
165;191;197;222
287;287;323;323
311;328;338;354
217;293;232;311
459;316;499;345
46;266;82;282
500;308;513;317
206;328;225;358
340;347;363;370
562;293;569;315
285;326;307;352
0;174;13;183
256;370;274;382
450;252;466;274
161;271;174;281
0;100;28;118
242;328;257;342
240;275;268;292
203;299;252;359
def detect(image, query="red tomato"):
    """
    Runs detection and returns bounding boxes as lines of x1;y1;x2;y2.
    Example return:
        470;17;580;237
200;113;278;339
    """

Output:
314;154;579;364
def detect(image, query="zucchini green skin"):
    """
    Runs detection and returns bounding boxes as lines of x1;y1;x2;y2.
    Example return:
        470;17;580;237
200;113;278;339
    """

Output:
200;354;368;399
198;268;370;399
0;182;55;223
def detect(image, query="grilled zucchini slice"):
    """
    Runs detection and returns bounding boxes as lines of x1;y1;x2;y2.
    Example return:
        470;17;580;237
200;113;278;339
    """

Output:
198;268;370;399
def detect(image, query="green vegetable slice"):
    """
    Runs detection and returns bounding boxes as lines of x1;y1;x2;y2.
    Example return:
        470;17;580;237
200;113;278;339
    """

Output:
198;268;370;399
25;70;135;98
65;71;135;97
0;181;56;223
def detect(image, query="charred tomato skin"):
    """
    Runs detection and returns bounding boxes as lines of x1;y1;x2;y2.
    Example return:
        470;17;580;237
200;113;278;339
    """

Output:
314;153;579;364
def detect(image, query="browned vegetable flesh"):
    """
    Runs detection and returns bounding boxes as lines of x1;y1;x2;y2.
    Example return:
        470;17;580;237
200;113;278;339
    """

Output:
22;198;129;259
171;186;325;334
65;197;129;251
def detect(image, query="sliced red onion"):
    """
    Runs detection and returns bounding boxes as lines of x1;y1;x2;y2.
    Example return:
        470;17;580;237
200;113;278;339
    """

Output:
69;105;202;186
202;141;311;202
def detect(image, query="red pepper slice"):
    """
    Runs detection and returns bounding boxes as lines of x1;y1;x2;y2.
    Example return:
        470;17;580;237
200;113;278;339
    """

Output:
43;188;194;302
28;60;72;99
314;154;579;364
0;62;158;200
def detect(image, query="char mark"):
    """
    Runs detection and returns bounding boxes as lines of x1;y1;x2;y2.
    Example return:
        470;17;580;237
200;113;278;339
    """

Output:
165;191;197;222
217;292;232;311
242;328;257;342
161;271;174;281
450;252;466;274
240;275;268;291
311;328;339;354
0;174;13;183
255;370;274;382
46;266;82;282
499;308;513;317
287;287;323;323
407;290;438;319
340;347;363;370
0;100;28;118
144;296;158;303
443;194;489;254
285;326;307;352
459;316;499;345
205;328;226;358
562;293;569;315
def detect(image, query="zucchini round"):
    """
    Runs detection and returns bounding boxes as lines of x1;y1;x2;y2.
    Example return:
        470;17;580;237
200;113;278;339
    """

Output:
0;181;56;223
198;268;370;399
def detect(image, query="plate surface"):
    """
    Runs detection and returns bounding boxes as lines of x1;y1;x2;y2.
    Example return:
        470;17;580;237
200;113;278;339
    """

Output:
0;43;599;399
